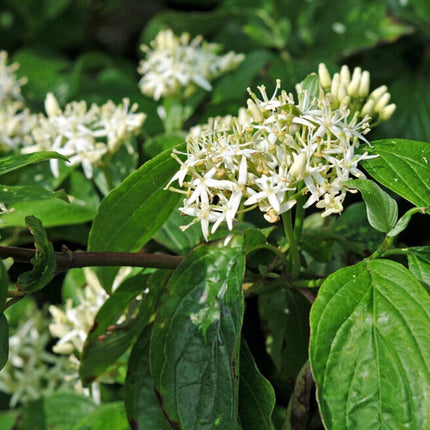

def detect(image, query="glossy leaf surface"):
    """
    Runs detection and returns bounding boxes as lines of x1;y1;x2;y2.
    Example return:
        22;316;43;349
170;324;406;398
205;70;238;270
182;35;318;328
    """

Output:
360;139;430;212
310;259;430;429
150;239;246;429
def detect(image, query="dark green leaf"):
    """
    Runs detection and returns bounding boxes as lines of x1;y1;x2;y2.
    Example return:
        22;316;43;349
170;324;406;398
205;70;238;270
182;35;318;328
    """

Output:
344;178;398;233
310;259;430;429
406;246;430;292
0;151;67;177
79;270;170;385
18;392;96;430
360;139;430;212
73;402;129;430
150;238;246;429
17;216;56;292
88;145;183;289
0;314;9;370
238;339;276;430
258;283;311;380
125;325;170;430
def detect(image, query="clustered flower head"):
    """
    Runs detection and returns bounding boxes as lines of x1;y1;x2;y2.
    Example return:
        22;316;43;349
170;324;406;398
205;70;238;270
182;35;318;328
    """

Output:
166;64;395;240
138;28;245;100
23;93;146;178
0;51;36;151
0;304;77;407
49;268;110;356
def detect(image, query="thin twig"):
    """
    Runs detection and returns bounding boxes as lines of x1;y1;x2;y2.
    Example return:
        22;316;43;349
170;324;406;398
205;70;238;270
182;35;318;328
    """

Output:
0;246;184;272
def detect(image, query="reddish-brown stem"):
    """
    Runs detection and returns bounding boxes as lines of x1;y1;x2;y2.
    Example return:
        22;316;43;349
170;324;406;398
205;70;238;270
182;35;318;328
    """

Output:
0;246;184;272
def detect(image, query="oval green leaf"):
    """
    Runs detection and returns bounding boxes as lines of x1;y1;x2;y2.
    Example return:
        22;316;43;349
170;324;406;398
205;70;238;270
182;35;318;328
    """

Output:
88;145;183;289
150;239;246;429
310;259;430;429
359;139;430;213
88;144;183;253
344;178;398;232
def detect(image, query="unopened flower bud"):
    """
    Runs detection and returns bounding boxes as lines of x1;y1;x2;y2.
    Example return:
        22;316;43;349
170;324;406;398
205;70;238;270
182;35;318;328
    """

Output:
361;99;375;116
337;82;348;101
374;92;391;112
379;103;396;121
358;71;370;97
330;73;340;97
369;85;387;101
45;93;61;117
347;67;361;96
340;65;351;86
318;63;332;89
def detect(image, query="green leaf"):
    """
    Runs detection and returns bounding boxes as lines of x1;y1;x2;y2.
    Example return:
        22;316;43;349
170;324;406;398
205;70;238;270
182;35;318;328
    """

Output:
344;178;398;233
0;184;67;205
0;151;67;176
150;239;246;429
406;246;430;292
88;145;183;289
0;314;9;370
17;216;56;292
18;392;96;430
125;325;170;430
0;198;96;228
360;139;430;212
258;282;311;380
73;402;129;430
388;207;426;237
238;339;276;430
79;269;170;385
310;259;430;429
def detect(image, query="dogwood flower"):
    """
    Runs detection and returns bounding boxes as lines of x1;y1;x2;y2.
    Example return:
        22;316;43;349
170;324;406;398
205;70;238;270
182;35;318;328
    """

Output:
138;28;245;100
167;65;394;240
0;304;77;407
23;94;146;178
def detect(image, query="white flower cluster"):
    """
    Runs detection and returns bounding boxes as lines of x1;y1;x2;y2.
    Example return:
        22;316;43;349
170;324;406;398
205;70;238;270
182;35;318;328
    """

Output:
167;64;394;240
23;93;146;178
138;28;245;100
0;305;76;407
0;51;36;151
49;268;109;356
